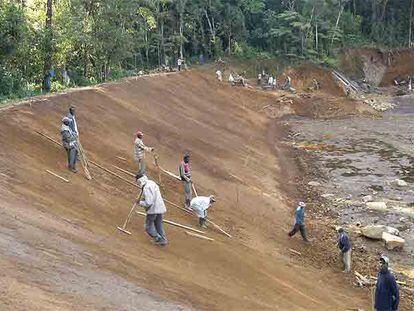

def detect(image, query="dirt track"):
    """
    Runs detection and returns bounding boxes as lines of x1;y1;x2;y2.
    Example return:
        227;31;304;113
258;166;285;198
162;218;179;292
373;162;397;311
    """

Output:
0;71;371;310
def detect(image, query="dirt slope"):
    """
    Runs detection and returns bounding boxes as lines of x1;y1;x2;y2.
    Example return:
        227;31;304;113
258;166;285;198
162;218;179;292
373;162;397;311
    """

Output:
0;71;370;310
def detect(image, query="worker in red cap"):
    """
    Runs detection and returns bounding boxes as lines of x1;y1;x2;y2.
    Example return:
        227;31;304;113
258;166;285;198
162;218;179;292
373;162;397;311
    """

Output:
134;130;154;175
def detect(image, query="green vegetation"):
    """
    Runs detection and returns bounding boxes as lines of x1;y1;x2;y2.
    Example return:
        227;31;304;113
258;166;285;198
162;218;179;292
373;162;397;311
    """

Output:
1;0;414;101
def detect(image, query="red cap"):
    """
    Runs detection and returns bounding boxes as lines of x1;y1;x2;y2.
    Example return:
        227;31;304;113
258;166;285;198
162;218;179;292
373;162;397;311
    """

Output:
135;130;143;138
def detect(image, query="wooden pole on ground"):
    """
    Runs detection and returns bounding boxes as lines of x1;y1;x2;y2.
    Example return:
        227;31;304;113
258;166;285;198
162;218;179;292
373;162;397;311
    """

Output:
36;131;232;238
113;165;135;177
46;170;69;183
135;211;205;235
36;130;91;180
90;160;138;188
185;231;214;241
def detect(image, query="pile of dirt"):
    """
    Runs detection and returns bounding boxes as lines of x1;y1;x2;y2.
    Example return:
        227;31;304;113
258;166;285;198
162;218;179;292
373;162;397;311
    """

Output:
282;63;345;97
380;48;414;86
0;71;373;310
339;48;414;87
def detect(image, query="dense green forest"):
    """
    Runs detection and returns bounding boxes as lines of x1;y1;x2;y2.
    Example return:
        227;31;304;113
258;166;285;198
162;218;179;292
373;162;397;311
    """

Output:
1;0;413;100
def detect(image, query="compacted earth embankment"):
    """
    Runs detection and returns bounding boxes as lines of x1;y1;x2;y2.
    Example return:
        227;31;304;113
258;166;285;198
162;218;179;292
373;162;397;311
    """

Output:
0;70;377;310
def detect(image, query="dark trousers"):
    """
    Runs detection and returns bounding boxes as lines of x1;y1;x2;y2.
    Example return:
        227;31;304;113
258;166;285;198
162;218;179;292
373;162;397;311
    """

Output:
65;147;78;169
145;213;166;242
288;223;308;241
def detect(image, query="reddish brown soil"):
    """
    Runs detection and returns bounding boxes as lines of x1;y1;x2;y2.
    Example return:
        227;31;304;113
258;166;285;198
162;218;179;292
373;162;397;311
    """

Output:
282;63;344;97
381;48;414;86
0;71;372;310
339;47;414;86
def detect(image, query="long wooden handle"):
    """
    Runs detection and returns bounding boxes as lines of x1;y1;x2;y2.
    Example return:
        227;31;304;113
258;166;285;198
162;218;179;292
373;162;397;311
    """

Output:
136;211;206;235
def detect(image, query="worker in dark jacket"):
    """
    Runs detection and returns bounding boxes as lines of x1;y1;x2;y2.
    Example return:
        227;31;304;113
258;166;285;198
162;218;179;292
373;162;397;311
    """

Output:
375;255;399;311
337;227;351;272
61;117;78;173
288;201;309;242
67;106;79;137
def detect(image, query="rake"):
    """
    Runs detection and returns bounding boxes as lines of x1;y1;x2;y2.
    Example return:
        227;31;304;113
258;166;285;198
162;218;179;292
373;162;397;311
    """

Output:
117;188;143;235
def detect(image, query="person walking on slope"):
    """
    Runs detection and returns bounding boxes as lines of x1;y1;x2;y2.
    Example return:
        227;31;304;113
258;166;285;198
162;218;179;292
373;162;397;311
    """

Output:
375;255;399;311
177;58;183;71
134;130;154;175
61;117;78;173
337;227;351;273
136;174;167;246
179;153;192;208
190;195;216;229
288;201;309;242
67;105;79;137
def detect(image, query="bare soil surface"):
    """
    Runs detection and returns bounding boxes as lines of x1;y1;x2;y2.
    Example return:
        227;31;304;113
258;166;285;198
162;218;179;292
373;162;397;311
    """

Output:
0;70;375;310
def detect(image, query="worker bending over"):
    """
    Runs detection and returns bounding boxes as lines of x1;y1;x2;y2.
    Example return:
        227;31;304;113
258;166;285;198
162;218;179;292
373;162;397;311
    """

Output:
190;195;216;229
134;130;153;175
136;174;167;246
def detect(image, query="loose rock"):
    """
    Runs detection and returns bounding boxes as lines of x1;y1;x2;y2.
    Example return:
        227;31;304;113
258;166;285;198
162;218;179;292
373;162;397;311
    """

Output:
361;225;400;240
392;179;408;187
362;195;373;203
366;201;387;210
382;232;405;250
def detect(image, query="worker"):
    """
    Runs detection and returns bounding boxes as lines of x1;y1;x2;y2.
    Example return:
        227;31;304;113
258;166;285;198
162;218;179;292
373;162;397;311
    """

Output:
61;117;78;173
272;77;277;89
288;201;309;242
312;78;320;90
216;70;222;82
190;195;216;228
179;153;192;208
337;227;351;273
177;57;183;71
283;75;292;90
67;105;79;137
375;255;399;311
228;73;235;85
136;174;167;246
268;76;274;86
257;73;262;85
134;130;154;175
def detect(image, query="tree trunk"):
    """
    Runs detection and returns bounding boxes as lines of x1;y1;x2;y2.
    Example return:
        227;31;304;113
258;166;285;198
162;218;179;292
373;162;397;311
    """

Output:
409;0;414;47
179;13;184;59
204;9;216;43
160;20;165;64
144;30;149;65
42;0;53;91
315;21;319;53
228;28;231;56
330;1;345;50
82;0;93;78
179;0;187;59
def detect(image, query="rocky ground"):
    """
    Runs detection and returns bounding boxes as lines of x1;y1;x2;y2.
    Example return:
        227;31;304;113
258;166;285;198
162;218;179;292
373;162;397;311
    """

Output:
278;94;414;310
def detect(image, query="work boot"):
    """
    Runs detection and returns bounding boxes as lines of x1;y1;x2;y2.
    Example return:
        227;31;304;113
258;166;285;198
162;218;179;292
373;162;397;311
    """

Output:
199;218;208;229
154;236;167;246
70;167;78;173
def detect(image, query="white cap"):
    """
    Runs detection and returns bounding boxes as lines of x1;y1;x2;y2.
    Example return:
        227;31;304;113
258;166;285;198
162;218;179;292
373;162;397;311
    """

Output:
298;201;306;207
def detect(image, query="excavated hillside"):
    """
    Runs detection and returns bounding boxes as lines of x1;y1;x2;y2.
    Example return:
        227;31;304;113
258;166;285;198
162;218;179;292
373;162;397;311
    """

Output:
0;71;371;310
